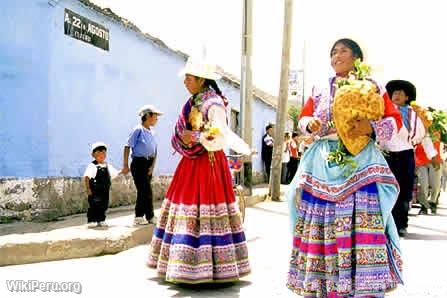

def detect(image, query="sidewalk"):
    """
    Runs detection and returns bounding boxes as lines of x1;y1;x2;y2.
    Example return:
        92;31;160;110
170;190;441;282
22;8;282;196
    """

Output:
0;184;279;267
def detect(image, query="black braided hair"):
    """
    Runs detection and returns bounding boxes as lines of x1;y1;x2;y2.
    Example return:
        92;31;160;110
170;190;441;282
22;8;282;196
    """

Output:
191;77;227;105
204;79;223;96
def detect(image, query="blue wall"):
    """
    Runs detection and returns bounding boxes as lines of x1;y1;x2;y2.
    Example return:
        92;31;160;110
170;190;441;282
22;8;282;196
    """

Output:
0;0;277;178
0;0;51;177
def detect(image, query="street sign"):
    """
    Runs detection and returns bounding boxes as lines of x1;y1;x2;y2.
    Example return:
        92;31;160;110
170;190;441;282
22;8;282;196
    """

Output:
64;9;109;51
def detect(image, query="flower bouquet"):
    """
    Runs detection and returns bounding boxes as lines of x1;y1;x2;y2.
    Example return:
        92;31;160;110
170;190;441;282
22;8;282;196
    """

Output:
329;59;384;176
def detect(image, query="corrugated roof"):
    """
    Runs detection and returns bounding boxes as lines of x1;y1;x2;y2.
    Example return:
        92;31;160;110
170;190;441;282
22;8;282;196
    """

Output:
77;0;278;108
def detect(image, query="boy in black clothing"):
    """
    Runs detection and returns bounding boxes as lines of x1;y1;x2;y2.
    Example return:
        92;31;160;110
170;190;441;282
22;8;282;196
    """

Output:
83;142;121;228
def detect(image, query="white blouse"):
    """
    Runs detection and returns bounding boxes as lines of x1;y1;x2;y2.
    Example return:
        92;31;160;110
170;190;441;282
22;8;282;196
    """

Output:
199;105;251;155
380;107;426;152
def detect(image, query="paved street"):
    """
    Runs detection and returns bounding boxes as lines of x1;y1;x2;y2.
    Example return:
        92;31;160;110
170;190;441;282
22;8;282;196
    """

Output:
1;194;447;298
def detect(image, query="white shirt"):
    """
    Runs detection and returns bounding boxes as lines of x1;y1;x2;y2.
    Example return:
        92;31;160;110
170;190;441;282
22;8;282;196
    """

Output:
282;142;290;163
421;136;438;160
298;141;307;154
380;106;426;152
199;105;251;155
83;162;120;179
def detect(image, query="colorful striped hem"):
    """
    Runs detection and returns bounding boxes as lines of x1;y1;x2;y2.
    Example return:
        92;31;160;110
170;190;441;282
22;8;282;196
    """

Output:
154;229;247;247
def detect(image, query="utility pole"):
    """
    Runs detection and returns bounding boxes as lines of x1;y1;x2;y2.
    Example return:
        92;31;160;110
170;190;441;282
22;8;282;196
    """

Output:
241;0;253;194
270;0;293;201
301;39;307;108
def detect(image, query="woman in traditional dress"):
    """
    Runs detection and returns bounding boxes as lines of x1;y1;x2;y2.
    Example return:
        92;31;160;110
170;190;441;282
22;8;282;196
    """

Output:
286;38;404;297
147;58;252;284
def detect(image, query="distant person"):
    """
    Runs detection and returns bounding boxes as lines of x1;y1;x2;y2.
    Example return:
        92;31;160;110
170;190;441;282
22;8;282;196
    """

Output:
261;124;274;182
286;132;299;183
122;104;163;225
381;80;426;236
281;132;291;184
415;133;442;214
84;142;121;228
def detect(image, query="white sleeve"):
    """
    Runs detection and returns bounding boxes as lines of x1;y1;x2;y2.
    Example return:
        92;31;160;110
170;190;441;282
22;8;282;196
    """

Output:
199;105;251;155
107;164;120;180
412;115;427;145
264;135;274;146
298;116;314;135
83;164;97;179
422;136;438;159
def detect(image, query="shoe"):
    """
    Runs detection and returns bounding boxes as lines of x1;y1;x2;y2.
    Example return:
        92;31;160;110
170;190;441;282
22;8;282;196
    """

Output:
87;222;97;228
398;228;408;237
134;217;149;225
97;221;108;227
430;202;437;214
418;207;428;215
148;216;158;225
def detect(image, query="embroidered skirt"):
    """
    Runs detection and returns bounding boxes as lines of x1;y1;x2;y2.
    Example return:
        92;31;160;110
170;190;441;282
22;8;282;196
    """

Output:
287;140;403;297
147;150;250;283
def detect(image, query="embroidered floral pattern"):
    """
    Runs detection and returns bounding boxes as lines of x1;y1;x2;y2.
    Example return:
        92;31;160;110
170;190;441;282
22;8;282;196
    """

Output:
297;164;398;203
287;186;403;297
374;118;396;142
148;199;250;283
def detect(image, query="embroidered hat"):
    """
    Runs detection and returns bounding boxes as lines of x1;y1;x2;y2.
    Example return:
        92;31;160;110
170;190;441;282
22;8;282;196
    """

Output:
178;57;222;80
91;142;107;152
385;80;416;103
138;104;164;117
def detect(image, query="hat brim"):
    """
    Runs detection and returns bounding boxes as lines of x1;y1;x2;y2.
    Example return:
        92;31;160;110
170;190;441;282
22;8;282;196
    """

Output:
91;142;107;152
138;111;163;117
386;80;416;103
177;68;222;81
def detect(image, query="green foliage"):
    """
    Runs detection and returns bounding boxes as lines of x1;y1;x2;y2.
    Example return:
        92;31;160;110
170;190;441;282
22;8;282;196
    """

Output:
353;59;371;80
288;105;301;129
335;58;372;88
327;142;358;177
428;109;447;143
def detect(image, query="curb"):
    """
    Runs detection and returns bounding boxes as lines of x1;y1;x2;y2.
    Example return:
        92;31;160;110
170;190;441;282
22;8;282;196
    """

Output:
0;193;266;267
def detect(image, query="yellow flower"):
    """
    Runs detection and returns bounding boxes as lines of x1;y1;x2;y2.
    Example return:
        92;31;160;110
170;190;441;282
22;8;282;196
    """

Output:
209;127;220;135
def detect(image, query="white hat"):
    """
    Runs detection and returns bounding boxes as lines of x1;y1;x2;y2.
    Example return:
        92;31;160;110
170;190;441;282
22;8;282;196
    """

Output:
91;142;107;152
178;57;222;80
138;104;164;117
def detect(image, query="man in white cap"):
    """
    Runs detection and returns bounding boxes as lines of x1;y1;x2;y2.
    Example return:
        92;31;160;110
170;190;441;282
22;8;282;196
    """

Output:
122;104;163;225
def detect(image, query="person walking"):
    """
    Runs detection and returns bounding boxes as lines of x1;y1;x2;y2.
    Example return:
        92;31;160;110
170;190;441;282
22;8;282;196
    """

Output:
122;104;163;225
147;58;254;283
286;38;404;297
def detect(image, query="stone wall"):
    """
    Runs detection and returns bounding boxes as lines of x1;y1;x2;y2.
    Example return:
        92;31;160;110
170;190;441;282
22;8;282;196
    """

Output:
0;172;265;223
0;176;171;223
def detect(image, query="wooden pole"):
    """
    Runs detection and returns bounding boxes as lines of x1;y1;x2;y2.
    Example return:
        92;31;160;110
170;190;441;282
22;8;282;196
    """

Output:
270;0;294;201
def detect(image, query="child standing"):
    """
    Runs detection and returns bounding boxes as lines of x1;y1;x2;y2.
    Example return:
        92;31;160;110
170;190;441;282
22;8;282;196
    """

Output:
84;142;121;228
122;104;163;225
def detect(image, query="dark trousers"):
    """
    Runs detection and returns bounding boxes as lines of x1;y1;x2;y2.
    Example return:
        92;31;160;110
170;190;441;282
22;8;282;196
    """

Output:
286;157;299;184
386;149;415;230
87;191;109;223
264;158;272;182
281;162;288;184
131;157;154;220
